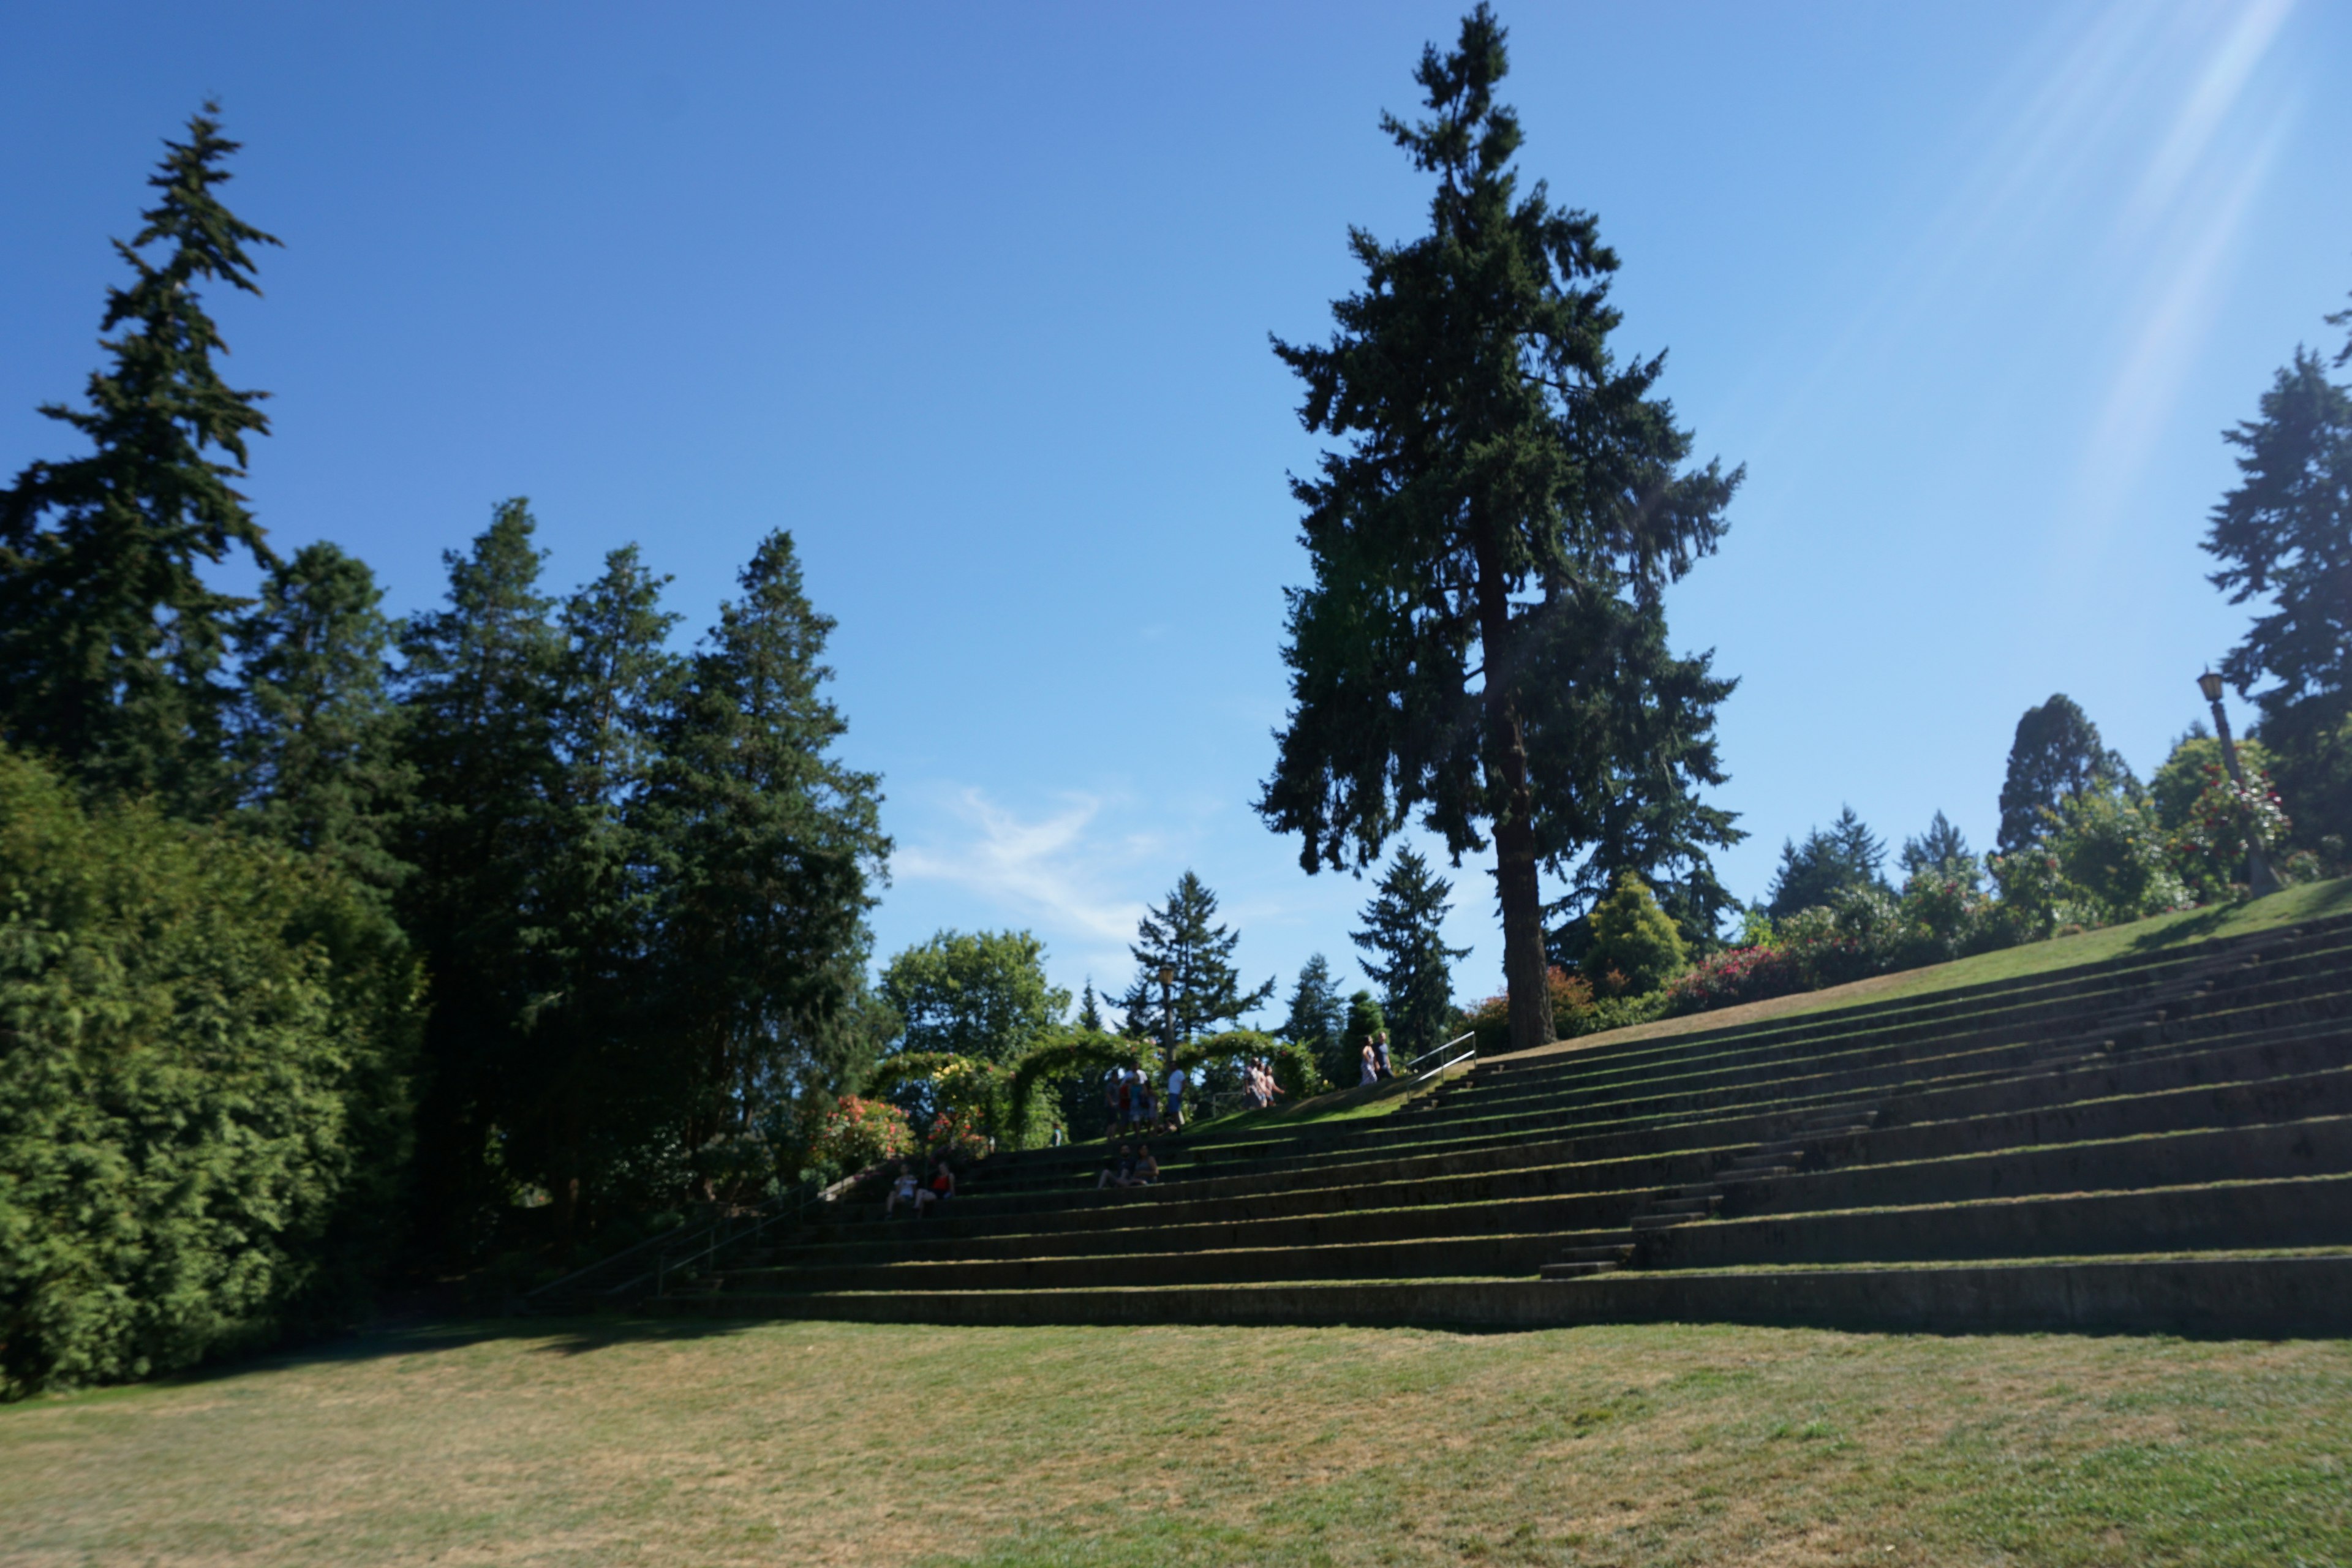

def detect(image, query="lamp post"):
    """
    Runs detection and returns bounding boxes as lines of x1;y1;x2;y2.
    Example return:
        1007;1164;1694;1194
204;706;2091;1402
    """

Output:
2198;669;2283;899
1157;965;1175;1074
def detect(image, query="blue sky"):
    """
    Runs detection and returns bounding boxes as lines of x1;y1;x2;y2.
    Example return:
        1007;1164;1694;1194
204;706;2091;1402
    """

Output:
6;1;2347;1021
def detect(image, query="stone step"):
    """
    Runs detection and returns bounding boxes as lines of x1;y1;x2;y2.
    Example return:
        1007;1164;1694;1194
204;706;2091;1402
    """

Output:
1639;1171;2352;1271
649;1251;2352;1336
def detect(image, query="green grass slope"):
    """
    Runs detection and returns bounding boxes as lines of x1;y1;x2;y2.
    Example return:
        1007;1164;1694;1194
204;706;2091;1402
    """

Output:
1497;876;2352;1065
6;1316;2345;1566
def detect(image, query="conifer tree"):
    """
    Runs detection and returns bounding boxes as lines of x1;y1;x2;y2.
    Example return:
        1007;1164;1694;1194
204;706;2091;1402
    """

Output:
1259;9;1741;1053
1765;805;1887;918
1899;810;1974;885
1996;695;2133;856
645;531;889;1151
521;546;684;1231
394;500;565;1240
1351;849;1469;1057
1281;953;1347;1087
0;104;281;809
1114;870;1275;1049
1076;979;1107;1035
228;541;413;892
2204;296;2352;847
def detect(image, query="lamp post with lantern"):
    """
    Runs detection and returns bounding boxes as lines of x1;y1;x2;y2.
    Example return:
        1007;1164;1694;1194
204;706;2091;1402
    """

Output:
2198;669;2283;899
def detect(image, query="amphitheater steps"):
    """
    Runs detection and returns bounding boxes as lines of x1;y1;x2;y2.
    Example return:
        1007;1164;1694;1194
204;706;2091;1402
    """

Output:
655;907;2352;1333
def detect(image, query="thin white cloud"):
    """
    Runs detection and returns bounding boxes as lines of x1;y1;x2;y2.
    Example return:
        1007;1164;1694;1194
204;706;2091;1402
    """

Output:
895;787;1155;943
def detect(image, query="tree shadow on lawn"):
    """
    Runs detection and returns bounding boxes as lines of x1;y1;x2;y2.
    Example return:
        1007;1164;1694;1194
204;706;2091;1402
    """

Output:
2122;876;2352;956
143;1309;788;1395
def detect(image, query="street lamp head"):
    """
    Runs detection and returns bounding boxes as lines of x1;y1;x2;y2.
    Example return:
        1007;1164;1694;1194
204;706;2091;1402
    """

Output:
1158;966;1174;986
2198;669;2226;704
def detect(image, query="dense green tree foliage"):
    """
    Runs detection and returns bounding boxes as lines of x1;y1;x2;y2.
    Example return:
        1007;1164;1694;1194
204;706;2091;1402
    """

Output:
880;930;1070;1064
1351;848;1469;1057
228;541;413;892
1259;7;1741;1053
391;501;566;1245
1280;953;1349;1090
1112;871;1275;1050
1899;810;1974;887
2204;297;2352;851
1581;872;1689;996
0;746;420;1397
1766;805;1888;918
1344;990;1387;1063
643;531;889;1158
1996;695;2133;856
0;107;280;811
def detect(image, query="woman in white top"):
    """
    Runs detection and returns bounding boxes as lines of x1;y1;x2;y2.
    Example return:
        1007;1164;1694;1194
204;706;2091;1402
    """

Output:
1359;1040;1379;1086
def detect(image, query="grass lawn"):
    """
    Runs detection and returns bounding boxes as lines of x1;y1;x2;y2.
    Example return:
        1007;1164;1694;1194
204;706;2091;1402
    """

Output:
6;1316;2347;1567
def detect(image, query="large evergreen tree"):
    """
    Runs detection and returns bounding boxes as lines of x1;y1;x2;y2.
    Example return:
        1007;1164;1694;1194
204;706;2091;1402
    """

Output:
1765;805;1887;918
1113;870;1275;1050
393;499;565;1244
0;104;281;809
1351;848;1470;1058
1258;8;1741;1053
2204;296;2352;848
518;546;684;1231
1995;695;2133;856
644;530;889;1154
228;541;413;892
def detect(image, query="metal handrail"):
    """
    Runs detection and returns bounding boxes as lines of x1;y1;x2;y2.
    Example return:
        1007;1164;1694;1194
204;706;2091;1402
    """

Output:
653;1178;825;1298
521;1208;715;1306
1404;1032;1476;1074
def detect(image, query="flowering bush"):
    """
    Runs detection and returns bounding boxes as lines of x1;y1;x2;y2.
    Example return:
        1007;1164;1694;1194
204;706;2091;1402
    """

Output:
2171;763;2293;900
922;1108;992;1168
1458;968;1594;1054
1662;930;1870;1015
809;1096;916;1175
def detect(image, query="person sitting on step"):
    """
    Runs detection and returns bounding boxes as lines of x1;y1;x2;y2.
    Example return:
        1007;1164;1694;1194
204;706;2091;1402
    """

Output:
1098;1144;1137;1189
915;1159;955;1218
884;1161;919;1218
1132;1145;1159;1185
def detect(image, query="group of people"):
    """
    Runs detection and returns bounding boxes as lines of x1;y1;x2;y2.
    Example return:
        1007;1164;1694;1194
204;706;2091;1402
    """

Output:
1241;1056;1287;1110
1096;1142;1159;1189
1359;1029;1393;1086
1104;1060;1186;1133
883;1158;957;1218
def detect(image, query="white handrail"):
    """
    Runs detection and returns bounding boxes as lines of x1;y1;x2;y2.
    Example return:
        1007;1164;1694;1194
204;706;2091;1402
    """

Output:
1404;1032;1476;1073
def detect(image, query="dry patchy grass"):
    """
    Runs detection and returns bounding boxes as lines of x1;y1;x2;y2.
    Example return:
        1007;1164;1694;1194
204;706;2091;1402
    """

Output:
2;1317;2346;1567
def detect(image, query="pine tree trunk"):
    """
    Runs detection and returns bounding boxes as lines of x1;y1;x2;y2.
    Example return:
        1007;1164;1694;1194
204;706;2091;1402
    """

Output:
1469;510;1558;1056
1487;707;1556;1054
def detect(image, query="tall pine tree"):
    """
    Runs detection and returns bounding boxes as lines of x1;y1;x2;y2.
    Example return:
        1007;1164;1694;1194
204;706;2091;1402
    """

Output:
644;531;889;1155
228;541;413;892
394;500;565;1245
1351;848;1470;1058
518;545;684;1234
1995;695;2133;856
1114;870;1275;1050
2204;297;2352;848
1259;9;1741;1052
0;104;281;809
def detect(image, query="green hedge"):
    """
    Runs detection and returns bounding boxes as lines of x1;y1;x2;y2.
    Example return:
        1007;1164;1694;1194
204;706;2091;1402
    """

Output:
0;748;422;1397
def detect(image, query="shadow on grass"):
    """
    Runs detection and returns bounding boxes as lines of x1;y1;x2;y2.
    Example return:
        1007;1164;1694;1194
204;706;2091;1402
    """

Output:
126;1309;787;1398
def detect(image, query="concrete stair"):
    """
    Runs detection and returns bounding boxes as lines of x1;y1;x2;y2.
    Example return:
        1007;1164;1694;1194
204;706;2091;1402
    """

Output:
646;906;2352;1335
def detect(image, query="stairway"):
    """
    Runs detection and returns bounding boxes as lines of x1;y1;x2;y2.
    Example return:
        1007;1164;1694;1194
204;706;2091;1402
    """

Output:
649;903;2352;1335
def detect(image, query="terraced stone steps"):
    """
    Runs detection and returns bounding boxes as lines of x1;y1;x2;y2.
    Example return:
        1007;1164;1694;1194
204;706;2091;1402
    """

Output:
657;904;2352;1333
